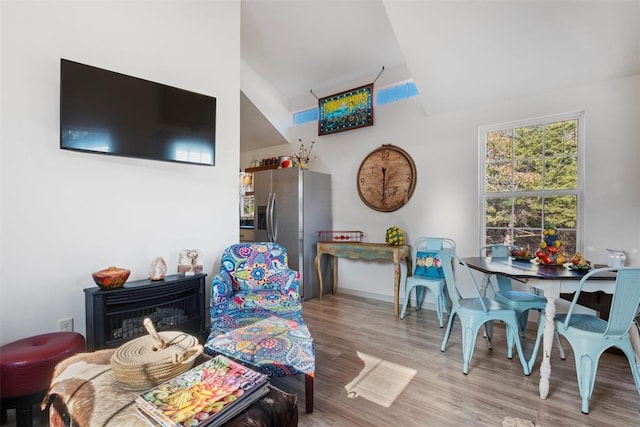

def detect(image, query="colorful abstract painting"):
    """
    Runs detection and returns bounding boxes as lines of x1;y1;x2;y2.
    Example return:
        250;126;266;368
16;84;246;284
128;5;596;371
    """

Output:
318;83;374;135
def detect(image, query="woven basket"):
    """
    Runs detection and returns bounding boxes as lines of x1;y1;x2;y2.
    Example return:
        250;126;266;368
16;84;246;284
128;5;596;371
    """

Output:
110;318;203;390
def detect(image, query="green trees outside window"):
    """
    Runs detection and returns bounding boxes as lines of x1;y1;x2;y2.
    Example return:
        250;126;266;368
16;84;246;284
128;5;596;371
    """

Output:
481;114;582;256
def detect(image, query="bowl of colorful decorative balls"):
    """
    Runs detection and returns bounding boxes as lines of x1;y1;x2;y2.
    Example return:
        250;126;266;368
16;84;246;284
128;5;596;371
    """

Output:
566;252;591;270
534;223;570;266
532;223;591;270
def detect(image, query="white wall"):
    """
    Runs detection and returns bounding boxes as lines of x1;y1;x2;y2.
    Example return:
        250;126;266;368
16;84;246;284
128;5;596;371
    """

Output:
0;1;241;345
242;75;640;304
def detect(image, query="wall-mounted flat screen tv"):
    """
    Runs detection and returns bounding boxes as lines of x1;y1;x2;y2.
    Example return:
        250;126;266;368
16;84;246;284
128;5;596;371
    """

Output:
60;59;216;166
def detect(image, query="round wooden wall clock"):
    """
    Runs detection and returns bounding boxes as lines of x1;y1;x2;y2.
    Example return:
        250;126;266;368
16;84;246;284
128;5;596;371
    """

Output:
357;144;417;212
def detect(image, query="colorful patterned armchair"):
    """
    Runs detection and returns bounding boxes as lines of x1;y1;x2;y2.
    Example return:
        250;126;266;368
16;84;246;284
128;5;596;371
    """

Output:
207;242;304;335
204;242;315;413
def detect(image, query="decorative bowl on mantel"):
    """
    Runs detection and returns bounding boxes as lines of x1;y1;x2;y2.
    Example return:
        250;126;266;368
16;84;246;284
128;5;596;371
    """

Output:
92;266;131;289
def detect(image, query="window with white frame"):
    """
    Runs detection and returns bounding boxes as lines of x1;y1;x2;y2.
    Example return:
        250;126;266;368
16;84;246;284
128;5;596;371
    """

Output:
479;112;584;256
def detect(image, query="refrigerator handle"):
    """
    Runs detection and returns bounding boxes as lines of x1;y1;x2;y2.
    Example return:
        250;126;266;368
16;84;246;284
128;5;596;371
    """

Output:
266;192;277;242
266;192;273;241
270;192;278;242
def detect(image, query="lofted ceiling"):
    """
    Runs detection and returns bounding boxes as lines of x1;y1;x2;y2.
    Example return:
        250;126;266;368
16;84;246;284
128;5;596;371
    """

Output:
239;0;640;152
239;0;406;152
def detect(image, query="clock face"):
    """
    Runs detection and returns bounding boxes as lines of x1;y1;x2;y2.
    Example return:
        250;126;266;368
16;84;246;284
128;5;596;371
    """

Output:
357;145;417;212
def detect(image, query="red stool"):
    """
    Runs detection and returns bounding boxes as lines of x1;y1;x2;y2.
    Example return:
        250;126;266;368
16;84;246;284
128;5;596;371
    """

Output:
0;332;85;427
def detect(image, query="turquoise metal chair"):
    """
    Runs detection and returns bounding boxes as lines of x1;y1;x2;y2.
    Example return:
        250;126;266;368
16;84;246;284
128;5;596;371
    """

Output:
400;237;455;327
439;252;531;375
480;244;548;337
529;267;640;414
481;244;565;358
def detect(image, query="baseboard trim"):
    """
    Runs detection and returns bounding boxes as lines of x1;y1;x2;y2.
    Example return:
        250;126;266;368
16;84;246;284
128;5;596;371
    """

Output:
333;288;439;312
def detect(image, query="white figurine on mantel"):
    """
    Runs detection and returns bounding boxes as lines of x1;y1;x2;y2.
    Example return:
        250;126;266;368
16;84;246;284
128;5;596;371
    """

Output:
150;256;167;281
178;249;203;275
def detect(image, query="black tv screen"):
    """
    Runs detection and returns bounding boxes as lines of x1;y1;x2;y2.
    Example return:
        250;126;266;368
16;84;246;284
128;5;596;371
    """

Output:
60;59;216;166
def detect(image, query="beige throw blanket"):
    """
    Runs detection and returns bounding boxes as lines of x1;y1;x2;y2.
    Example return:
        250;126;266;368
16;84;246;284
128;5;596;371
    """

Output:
42;349;298;427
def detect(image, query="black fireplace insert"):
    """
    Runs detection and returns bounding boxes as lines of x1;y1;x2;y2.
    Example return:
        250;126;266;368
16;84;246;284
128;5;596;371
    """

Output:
84;273;207;351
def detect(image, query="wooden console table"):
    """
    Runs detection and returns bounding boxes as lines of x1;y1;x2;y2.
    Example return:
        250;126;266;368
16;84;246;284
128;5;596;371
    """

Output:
314;242;412;316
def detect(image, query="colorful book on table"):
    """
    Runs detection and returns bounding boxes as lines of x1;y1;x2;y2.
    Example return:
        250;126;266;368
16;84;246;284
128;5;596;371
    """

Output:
135;355;269;427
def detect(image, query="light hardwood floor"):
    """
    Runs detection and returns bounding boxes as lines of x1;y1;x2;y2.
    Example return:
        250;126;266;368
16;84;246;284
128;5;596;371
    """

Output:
4;293;638;426
271;293;640;427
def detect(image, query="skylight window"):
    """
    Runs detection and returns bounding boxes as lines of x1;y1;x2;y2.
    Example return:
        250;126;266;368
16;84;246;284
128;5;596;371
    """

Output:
293;108;319;125
377;81;419;105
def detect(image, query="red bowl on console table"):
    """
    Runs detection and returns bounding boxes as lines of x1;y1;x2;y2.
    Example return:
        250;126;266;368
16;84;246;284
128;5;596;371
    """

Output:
92;266;131;289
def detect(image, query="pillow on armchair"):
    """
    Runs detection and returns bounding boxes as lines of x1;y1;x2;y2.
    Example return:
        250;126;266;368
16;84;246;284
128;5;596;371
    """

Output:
214;243;299;296
232;255;297;294
229;244;299;295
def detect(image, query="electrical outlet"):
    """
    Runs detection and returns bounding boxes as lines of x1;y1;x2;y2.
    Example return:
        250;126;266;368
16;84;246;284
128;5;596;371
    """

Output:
58;317;74;332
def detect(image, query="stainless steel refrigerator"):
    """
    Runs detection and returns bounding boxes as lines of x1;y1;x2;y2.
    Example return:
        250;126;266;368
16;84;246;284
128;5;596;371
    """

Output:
253;168;332;300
